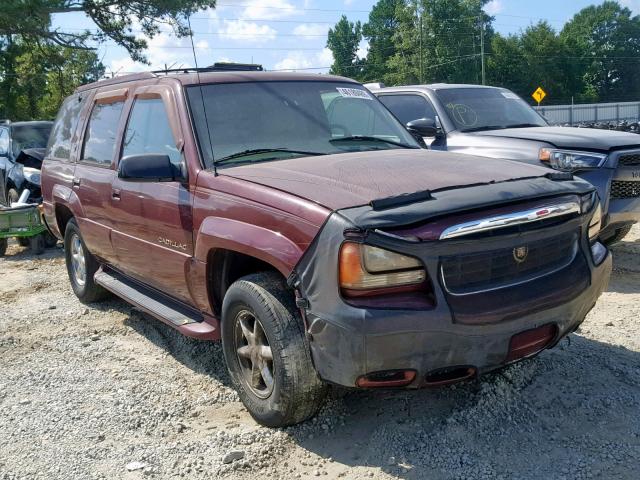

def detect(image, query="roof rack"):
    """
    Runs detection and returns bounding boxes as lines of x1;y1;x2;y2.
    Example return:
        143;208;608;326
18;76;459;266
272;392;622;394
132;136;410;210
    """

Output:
152;62;264;75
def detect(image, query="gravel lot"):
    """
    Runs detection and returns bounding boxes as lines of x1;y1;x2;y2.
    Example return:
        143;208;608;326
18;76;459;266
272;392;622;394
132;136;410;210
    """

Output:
1;226;639;480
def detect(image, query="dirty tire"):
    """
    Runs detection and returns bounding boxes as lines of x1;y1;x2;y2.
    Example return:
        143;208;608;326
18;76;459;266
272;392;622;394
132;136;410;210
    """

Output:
602;224;634;246
64;218;110;303
0;238;6;256
30;233;45;255
221;272;327;427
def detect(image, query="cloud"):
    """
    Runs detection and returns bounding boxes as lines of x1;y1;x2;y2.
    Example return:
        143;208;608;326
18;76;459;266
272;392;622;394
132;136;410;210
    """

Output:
220;19;277;42
620;0;640;14
292;23;329;38
356;41;369;60
484;0;503;15
228;0;300;20
274;48;334;71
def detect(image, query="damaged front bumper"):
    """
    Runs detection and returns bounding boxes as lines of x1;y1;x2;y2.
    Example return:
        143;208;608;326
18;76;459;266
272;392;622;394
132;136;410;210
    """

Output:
292;175;612;389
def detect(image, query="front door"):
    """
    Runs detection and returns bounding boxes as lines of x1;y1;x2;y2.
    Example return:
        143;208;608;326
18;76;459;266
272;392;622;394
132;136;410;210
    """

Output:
110;86;194;303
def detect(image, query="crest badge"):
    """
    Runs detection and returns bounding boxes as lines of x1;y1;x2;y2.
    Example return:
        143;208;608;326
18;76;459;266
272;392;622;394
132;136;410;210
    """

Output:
513;246;529;263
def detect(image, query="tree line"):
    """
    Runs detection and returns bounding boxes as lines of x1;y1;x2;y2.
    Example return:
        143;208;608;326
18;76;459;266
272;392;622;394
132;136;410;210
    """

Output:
327;0;640;105
0;0;216;121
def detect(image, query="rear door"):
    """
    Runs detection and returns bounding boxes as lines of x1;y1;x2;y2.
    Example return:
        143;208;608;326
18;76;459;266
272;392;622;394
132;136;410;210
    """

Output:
74;88;128;263
110;85;193;302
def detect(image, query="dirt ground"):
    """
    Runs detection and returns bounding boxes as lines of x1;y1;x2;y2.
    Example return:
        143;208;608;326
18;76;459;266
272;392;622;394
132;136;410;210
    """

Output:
1;226;639;480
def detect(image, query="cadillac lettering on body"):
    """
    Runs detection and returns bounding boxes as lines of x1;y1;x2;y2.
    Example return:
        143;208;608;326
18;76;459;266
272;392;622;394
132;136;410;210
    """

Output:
158;237;187;251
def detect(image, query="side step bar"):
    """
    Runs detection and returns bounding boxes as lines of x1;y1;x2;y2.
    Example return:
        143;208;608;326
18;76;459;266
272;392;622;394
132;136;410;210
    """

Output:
94;268;219;340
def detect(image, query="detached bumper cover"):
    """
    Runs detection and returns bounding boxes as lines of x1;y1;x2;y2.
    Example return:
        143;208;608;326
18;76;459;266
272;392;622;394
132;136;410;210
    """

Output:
291;176;610;388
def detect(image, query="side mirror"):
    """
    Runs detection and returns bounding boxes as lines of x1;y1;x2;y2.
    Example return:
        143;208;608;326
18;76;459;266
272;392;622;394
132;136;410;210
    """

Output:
118;154;177;182
406;118;439;137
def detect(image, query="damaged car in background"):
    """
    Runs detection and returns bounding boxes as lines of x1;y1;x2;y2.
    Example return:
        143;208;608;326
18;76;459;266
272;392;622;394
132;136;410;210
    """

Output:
41;69;611;427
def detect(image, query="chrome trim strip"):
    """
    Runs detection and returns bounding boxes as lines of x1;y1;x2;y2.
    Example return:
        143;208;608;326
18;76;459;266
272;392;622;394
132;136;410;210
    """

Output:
439;201;581;240
440;240;578;296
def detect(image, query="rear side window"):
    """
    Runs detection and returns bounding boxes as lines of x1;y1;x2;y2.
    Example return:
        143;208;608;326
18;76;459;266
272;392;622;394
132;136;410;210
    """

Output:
121;98;181;167
46;94;85;160
378;94;437;124
82;101;125;166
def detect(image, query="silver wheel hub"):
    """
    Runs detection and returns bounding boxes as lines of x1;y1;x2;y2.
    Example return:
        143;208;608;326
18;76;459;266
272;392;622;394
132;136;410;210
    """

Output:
70;234;86;287
234;310;275;398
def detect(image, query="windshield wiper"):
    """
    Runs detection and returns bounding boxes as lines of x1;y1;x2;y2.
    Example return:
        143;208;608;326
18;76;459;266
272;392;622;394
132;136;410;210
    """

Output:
460;125;506;133
504;123;544;129
215;148;324;166
329;135;417;149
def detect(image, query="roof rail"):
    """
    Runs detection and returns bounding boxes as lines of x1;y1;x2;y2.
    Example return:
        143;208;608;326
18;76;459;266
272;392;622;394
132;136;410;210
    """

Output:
76;72;157;92
153;62;264;75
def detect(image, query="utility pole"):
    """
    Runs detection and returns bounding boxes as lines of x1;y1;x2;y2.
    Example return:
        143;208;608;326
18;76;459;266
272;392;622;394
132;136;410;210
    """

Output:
480;16;486;85
418;5;423;84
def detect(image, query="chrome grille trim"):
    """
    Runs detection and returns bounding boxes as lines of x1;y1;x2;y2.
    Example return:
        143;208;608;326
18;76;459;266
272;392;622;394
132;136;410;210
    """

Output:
439;201;581;240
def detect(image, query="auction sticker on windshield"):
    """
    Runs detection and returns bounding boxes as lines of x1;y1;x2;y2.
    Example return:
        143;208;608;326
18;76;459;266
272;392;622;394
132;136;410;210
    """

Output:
337;87;372;100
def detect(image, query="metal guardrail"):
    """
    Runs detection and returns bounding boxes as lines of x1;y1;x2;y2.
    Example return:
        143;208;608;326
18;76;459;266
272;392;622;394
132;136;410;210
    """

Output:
534;101;640;125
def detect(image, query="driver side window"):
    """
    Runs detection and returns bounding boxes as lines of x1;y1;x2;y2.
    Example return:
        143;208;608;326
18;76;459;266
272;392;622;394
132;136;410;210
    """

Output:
121;98;181;167
378;94;437;125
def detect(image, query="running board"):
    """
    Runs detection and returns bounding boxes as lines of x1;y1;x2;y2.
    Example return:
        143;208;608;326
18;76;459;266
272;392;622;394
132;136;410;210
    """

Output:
94;268;219;340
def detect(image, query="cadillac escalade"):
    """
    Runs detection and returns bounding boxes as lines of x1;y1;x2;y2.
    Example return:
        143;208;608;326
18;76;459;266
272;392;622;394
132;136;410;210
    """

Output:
41;68;611;427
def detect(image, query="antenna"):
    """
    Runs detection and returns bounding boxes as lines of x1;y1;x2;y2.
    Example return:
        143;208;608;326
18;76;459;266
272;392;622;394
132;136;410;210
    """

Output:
187;15;217;175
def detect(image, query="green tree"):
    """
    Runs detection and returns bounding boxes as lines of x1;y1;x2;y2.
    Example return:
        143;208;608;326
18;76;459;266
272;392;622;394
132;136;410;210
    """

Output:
561;1;640;103
0;39;104;120
327;15;363;78
0;0;217;63
361;0;404;83
385;0;493;85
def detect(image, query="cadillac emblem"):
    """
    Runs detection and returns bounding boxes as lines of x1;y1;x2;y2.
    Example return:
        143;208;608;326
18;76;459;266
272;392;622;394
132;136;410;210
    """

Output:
513;246;529;263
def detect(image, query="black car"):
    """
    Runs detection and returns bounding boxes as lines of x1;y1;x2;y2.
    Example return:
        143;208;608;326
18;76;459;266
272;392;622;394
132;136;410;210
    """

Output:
0;120;53;205
369;84;640;244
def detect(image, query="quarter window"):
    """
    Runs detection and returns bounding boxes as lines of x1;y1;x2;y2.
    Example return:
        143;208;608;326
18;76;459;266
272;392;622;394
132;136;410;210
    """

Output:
46;94;85;160
378;94;438;125
121;98;180;166
82;101;125;166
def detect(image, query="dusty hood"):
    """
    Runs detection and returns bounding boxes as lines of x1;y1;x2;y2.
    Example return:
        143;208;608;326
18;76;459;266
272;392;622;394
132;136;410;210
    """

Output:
471;126;640;152
221;149;554;210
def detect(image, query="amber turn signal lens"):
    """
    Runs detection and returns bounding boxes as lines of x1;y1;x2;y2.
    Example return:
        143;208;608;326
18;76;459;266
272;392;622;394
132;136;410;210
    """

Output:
339;242;365;288
539;148;551;162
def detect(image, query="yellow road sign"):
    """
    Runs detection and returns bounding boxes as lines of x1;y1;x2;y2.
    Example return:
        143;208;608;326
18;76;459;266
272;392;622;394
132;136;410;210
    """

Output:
532;86;546;104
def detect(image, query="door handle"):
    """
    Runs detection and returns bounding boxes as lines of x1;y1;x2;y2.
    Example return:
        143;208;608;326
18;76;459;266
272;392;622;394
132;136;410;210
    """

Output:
72;177;81;187
112;189;121;200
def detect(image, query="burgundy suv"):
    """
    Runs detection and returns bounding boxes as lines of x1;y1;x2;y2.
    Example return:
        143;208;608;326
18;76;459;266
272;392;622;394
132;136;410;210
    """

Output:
41;68;611;427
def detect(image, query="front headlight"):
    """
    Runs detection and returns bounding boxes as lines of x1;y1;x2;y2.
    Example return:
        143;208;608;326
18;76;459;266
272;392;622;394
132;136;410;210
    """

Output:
539;149;607;172
339;243;426;293
22;167;41;185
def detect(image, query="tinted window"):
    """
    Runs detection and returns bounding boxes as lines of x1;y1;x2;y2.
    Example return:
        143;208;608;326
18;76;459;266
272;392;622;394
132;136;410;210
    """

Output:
47;94;85;160
11;124;52;158
121;98;181;166
82;101;125;166
0;128;8;156
378;94;438;124
323;94;404;138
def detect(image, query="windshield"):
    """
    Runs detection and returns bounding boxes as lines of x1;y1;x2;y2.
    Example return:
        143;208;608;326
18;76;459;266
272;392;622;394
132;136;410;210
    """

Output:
11;124;52;158
435;88;547;132
187;81;419;168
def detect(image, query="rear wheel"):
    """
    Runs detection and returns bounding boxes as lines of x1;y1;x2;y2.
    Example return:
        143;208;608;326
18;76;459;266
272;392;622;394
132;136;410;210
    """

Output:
221;272;327;427
64;219;110;303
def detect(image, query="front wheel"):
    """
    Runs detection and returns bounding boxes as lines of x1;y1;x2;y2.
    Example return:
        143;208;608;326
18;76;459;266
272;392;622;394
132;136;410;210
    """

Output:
64;219;110;303
221;272;327;427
